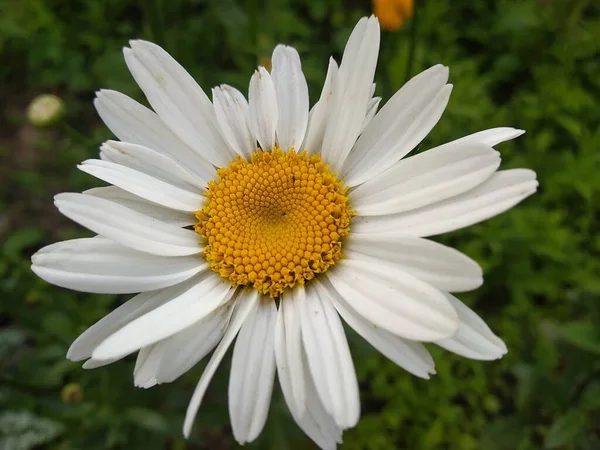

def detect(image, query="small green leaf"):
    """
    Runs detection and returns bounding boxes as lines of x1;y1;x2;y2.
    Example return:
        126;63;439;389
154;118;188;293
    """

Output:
125;408;169;434
3;228;43;258
545;410;589;449
560;321;600;354
0;328;27;361
480;416;529;450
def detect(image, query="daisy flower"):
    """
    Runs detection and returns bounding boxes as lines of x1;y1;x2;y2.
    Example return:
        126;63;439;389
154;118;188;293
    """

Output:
31;16;537;449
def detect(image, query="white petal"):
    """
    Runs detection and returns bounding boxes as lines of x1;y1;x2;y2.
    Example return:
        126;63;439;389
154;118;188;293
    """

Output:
436;293;507;360
124;41;233;166
274;289;306;417
449;127;525;147
153;303;234;383
79;159;203;213
92;273;233;361
345;234;483;293
31;237;204;295
271;45;309;151
94;90;215;182
248;67;278;151
84;186;194;227
278;352;342;450
183;289;260;438
66;275;209;361
353;169;539;237
133;346;161;388
82;357;121;369
212;85;255;160
360;96;381;133
351;142;500;216
54;192;201;256
327;259;459;341
315;278;435;379
229;300;277;444
99;140;203;190
302;58;338;154
321;16;380;172
343;65;452;186
299;284;360;429
133;302;235;387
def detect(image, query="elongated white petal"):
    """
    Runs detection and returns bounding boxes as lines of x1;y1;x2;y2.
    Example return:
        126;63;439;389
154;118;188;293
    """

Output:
352;142;500;216
94;90;215;182
124;41;233;166
99;140;203;190
327;259;459;341
436;294;507;360
315;278;435;378
274;289;306;417
229;300;277;444
278;351;342;450
153;303;235;383
345;234;483;293
31;237;204;295
79;159;203;212
248;67;278;151
84;186;194;227
82;357;121;369
271;45;309;151
212;85;255;159
303;58;338;154
343;66;452;186
183;290;260;438
353;169;538;237
54;193;201;256
299;284;360;429
133;302;235;387
449;127;525;147
133;346;161;388
321;16;380;171
92;273;232;361
361;96;381;133
66;277;205;361
276;293;343;448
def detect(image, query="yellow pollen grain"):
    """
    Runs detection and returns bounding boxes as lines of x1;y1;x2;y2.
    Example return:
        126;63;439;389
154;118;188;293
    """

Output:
195;147;354;298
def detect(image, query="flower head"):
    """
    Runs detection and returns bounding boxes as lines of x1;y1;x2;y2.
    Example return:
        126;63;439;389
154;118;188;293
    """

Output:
31;16;537;449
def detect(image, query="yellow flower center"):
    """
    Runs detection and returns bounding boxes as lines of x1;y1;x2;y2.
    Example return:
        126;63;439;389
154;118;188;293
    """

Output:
195;148;354;298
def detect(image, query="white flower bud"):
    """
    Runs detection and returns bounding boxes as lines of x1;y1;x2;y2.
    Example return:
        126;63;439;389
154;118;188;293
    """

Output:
27;94;65;127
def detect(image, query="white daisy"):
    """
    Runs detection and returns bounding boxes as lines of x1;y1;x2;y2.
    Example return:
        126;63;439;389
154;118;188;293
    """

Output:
31;16;537;449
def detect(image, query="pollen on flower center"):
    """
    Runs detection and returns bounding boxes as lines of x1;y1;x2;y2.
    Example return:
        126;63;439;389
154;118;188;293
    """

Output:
195;148;354;298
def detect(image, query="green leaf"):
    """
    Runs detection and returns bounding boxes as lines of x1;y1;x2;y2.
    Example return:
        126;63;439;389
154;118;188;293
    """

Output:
560;321;600;354
0;411;65;450
125;408;169;434
480;416;529;450
0;328;27;362
2;228;43;259
545;410;589;449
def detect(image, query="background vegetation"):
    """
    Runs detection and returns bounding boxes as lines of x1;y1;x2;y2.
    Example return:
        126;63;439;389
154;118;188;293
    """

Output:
1;0;599;448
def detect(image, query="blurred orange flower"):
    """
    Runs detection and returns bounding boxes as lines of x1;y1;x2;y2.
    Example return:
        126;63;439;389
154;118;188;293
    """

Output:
373;0;414;31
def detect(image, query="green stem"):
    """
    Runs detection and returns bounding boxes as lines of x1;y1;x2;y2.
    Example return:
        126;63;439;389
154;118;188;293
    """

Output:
246;0;258;65
404;0;419;83
60;122;88;146
141;0;165;47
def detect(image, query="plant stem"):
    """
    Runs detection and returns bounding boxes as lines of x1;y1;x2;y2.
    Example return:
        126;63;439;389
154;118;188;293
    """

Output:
246;0;258;65
142;0;166;48
404;0;419;83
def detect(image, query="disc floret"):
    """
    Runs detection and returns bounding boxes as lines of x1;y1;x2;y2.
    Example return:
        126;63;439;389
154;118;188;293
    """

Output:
195;148;354;297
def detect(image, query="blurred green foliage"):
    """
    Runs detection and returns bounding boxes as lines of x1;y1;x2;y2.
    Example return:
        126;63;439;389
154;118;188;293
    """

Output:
1;0;599;449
